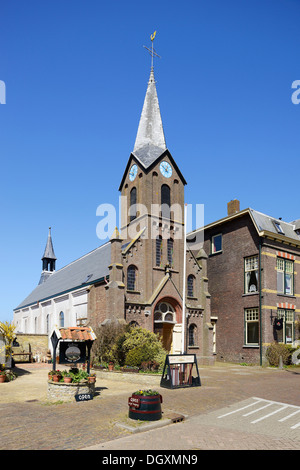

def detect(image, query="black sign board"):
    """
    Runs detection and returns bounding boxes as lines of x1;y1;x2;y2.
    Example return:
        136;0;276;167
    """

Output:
59;342;86;364
75;393;93;402
160;354;201;389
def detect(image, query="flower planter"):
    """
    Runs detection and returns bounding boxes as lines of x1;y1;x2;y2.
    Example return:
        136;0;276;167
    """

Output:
121;367;139;373
63;376;72;383
0;375;6;383
47;380;95;402
128;393;163;421
88;376;96;383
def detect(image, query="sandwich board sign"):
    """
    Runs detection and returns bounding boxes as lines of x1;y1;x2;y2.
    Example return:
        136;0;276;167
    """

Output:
160;354;201;389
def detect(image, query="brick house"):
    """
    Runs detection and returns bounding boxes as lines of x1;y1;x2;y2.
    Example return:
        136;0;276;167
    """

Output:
188;199;300;364
14;66;214;364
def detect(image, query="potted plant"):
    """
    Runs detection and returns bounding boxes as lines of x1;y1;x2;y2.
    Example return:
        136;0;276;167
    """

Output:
108;361;114;371
62;370;72;383
0;370;6;383
52;370;62;382
87;372;96;383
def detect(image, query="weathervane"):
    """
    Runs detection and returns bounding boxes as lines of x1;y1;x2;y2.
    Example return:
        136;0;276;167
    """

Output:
143;31;161;69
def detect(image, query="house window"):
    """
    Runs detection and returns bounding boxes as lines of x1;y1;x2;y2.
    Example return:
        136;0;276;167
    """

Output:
245;255;259;294
59;311;64;328
188;324;197;347
167;238;174;267
127;265;137;291
211;234;222;254
276;309;294;344
187;275;195;297
156;236;162;267
129;187;137;221
244;308;259;345
277;258;294;295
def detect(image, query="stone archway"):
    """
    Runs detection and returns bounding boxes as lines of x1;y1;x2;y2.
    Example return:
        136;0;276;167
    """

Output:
153;298;182;354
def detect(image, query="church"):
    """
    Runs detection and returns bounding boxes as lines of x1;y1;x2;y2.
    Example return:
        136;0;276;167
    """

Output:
13;58;215;365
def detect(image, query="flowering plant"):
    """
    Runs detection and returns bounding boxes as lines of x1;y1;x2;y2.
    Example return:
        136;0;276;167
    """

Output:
133;389;159;396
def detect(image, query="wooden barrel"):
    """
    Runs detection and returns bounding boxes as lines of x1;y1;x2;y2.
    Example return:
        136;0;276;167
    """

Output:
128;393;162;421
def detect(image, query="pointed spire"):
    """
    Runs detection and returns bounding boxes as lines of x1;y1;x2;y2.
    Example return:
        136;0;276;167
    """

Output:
42;227;57;261
133;67;166;155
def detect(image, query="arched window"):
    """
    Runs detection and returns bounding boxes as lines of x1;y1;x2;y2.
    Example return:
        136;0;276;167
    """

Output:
130;187;137;221
156;236;162;267
127;265;137;291
161;184;170;219
59;311;64;328
167;238;174;267
154;302;175;323
188;324;197;347
187;275;195;297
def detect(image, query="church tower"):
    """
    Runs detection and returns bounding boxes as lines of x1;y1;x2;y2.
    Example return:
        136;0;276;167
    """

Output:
118;42;189;353
39;227;57;285
104;35;214;362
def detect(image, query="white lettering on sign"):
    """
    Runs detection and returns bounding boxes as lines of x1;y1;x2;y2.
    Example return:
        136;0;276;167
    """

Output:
128;396;141;408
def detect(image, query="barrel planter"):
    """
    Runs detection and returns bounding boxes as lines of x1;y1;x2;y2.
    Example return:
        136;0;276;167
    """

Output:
128;392;162;421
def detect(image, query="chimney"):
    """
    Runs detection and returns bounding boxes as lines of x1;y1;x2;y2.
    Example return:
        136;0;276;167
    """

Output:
227;199;240;216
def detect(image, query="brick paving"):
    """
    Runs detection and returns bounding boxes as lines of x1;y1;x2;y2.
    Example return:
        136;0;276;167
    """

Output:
1;362;300;450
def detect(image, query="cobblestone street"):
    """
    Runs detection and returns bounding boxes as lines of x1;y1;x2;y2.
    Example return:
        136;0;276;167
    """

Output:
1;362;300;450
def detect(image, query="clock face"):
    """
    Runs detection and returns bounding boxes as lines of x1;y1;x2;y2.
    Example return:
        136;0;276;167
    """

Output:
129;164;138;181
160;161;172;178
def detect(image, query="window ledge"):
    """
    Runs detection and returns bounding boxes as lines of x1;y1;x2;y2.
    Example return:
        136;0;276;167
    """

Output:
242;292;259;297
209;251;223;257
277;294;296;299
188;346;199;349
243;345;259;348
126;290;141;295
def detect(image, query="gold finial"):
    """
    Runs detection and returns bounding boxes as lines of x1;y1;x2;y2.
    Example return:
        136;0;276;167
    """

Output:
143;31;160;70
151;31;157;42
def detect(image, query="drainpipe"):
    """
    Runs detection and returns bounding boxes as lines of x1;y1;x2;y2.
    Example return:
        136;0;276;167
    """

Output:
259;237;262;366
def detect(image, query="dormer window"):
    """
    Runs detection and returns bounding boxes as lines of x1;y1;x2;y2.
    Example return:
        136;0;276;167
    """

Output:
274;221;284;235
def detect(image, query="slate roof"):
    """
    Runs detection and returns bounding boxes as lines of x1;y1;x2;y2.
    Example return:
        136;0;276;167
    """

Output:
249;209;300;242
133;68;166;154
188;208;300;244
14;242;111;311
42;227;56;260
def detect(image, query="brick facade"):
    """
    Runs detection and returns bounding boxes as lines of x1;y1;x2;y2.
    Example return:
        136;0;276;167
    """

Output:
88;149;214;364
188;206;300;365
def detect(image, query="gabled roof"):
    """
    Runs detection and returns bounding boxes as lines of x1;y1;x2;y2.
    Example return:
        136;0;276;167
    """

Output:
14;242;111;311
119;148;187;190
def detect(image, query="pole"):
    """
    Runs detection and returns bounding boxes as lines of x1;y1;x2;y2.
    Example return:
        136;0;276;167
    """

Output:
182;203;187;354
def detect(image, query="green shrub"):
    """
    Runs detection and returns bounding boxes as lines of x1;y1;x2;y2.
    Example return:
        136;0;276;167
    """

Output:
122;327;167;368
266;342;294;366
125;346;149;367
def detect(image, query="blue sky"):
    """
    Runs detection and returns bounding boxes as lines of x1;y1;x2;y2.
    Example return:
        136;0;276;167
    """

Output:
0;0;299;323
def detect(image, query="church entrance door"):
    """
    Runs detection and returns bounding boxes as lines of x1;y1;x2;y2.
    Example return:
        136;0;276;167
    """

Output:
153;300;182;354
